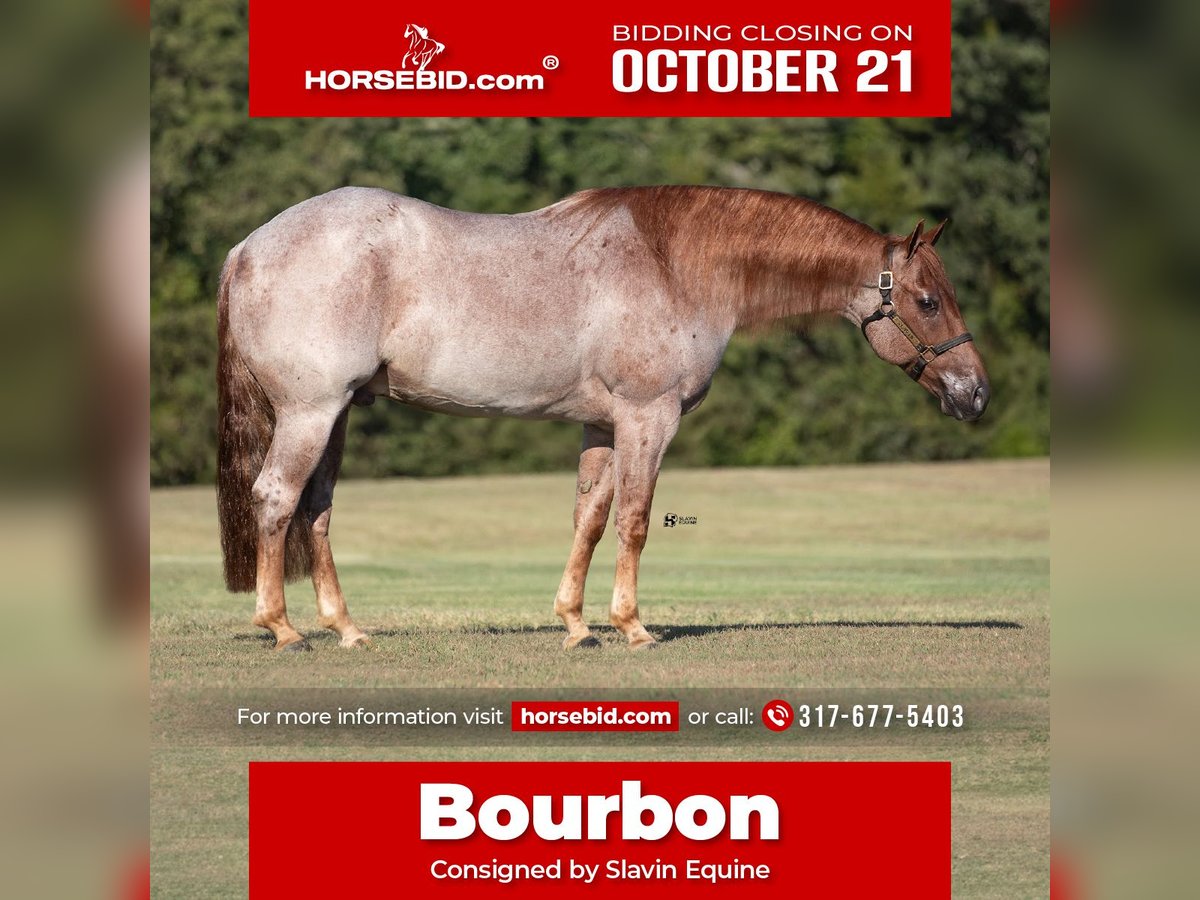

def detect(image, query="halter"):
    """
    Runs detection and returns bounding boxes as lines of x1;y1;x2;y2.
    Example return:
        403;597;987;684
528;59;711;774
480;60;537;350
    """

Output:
860;244;974;381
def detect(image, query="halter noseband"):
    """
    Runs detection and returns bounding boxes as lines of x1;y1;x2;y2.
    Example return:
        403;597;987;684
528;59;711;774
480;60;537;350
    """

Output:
859;244;974;381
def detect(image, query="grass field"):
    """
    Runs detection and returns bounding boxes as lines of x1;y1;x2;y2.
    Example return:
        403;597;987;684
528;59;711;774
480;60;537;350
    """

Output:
151;459;1049;897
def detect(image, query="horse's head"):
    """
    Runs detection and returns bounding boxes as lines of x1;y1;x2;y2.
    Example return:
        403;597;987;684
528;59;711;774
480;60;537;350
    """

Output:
860;219;990;421
404;24;426;39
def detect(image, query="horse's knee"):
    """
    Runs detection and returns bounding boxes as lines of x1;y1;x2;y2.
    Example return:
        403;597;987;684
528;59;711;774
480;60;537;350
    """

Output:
575;502;609;544
617;513;649;551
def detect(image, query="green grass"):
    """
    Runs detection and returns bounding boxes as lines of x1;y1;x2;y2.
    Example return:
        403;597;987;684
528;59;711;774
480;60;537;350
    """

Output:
151;459;1049;897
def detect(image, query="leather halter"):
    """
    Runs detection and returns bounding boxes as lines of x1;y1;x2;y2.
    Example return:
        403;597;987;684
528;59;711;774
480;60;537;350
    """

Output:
860;244;974;381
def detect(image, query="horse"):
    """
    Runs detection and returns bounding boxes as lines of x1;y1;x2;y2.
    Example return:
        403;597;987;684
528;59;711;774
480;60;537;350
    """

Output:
216;185;989;653
402;24;445;72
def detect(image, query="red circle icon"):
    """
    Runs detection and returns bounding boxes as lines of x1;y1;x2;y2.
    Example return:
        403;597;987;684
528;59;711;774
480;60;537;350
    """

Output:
761;699;793;732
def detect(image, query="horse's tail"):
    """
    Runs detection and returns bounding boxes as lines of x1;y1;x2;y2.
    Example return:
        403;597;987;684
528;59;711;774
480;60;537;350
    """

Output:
215;244;314;592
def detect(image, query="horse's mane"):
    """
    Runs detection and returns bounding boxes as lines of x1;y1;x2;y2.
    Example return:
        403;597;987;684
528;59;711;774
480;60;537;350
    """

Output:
557;186;889;325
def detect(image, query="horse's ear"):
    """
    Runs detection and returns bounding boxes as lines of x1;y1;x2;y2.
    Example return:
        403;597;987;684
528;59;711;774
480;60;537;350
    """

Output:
926;218;949;246
905;219;925;259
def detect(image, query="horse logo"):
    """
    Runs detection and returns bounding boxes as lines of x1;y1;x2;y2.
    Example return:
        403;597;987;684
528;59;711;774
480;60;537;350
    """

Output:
403;23;445;72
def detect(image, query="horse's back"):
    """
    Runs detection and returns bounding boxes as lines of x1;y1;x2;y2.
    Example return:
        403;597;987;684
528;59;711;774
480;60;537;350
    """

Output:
242;187;439;255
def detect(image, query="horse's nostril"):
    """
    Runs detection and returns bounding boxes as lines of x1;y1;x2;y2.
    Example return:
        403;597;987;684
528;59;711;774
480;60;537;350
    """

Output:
973;382;990;415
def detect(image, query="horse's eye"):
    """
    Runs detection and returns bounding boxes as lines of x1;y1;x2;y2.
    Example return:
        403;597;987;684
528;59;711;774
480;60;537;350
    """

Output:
917;296;939;313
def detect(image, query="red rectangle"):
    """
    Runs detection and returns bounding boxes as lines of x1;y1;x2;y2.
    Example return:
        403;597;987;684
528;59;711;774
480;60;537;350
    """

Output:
250;1;951;117
249;761;950;897
511;701;679;732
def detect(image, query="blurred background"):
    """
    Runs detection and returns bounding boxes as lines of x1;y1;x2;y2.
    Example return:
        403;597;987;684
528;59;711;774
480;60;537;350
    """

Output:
150;0;1049;485
1053;1;1200;897
0;2;147;899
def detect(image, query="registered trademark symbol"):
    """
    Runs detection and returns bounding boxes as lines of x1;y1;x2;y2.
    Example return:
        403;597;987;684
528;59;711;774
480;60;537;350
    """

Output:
542;55;559;70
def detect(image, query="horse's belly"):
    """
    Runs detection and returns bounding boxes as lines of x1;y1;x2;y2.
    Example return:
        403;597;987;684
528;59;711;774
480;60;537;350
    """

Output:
384;353;612;423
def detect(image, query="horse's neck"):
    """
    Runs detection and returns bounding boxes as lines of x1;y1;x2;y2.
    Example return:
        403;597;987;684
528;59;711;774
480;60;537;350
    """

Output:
563;187;887;327
712;220;888;327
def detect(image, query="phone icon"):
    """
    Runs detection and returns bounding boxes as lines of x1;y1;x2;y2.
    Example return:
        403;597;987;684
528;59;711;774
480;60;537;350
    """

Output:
762;699;793;732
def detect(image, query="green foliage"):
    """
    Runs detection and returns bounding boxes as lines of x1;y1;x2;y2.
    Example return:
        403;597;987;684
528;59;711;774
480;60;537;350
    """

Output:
151;0;1049;485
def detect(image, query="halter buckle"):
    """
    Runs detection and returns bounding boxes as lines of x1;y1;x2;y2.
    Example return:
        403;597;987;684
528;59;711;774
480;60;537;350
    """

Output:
878;271;893;291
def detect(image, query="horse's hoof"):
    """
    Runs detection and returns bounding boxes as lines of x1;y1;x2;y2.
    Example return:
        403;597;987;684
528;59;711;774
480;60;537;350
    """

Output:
630;639;659;651
563;633;601;650
340;634;372;650
278;638;312;652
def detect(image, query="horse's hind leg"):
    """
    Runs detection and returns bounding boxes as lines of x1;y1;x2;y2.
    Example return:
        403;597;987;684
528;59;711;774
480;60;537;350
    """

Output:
304;407;371;649
553;425;615;649
609;400;681;650
251;404;342;651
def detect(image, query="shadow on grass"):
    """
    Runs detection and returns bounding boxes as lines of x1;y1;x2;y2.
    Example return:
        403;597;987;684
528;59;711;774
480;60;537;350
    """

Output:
651;620;1022;642
337;619;1022;642
233;619;1022;645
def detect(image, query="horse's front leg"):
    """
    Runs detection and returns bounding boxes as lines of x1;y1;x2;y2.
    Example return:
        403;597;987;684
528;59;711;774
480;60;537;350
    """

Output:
553;425;615;649
610;400;681;650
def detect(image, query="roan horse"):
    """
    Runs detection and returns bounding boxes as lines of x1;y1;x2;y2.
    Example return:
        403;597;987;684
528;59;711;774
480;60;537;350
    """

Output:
217;186;989;652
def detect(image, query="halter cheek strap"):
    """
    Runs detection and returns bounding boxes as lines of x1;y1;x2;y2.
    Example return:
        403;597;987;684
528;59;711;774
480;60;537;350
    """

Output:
860;245;974;381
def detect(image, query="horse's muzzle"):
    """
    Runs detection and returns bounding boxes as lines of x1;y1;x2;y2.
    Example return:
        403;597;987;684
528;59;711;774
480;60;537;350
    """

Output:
941;377;990;422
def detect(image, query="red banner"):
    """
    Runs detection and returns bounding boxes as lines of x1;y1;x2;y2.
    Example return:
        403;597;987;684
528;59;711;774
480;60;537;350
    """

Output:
250;1;951;118
249;761;950;897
